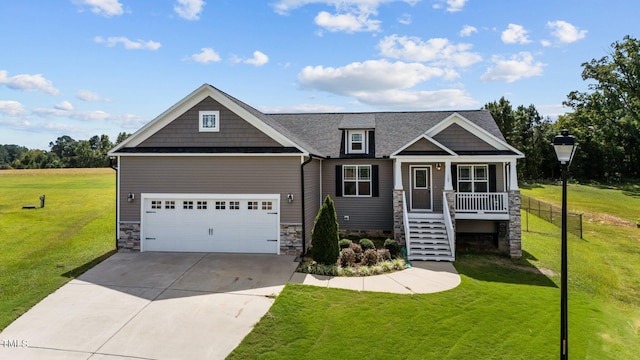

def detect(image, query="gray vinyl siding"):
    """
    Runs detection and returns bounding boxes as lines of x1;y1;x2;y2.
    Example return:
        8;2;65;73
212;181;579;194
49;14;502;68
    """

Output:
139;96;282;148
404;138;444;152
119;156;301;223
322;159;393;231
433;123;497;152
303;158;321;249
402;163;445;212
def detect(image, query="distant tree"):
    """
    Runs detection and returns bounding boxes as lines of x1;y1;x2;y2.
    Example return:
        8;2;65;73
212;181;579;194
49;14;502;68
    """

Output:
561;35;640;180
311;195;340;265
0;144;28;168
115;132;131;145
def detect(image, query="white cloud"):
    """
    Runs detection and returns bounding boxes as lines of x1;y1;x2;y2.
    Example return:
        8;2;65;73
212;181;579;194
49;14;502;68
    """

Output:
459;25;477;37
355;88;477;109
0;100;27;116
378;35;482;68
433;0;467;12
501;24;531;44
0;70;60;95
54;101;74;111
547;20;587;43
187;48;221;64
398;13;412;25
174;0;206;21
314;10;381;33
113;113;148;129
94;36;161;50
298;59;450;95
76;89;108;102
234;51;269;66
75;0;124;17
272;0;418;33
541;39;552;47
481;52;545;83
259;104;345;113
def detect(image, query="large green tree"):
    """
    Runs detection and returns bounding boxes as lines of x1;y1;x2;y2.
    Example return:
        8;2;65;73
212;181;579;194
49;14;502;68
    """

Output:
560;35;640;180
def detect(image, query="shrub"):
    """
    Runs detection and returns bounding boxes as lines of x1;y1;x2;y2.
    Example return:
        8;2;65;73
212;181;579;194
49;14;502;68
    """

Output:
377;248;391;261
384;239;401;257
362;248;379;266
311;195;340;265
359;238;375;251
337;266;357;277
359;265;373;276
392;258;407;270
339;248;356;267
349;242;363;262
380;260;394;272
338;239;352;249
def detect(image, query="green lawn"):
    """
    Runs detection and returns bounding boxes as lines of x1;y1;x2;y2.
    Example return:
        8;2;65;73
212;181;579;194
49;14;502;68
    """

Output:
0;169;116;330
229;185;640;359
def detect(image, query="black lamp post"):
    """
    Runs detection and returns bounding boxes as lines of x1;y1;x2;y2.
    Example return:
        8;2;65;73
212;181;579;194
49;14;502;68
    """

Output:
552;129;577;360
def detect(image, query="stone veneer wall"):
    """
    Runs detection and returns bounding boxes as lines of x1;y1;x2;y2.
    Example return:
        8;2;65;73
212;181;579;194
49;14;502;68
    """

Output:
392;190;405;245
280;223;303;255
508;190;522;258
118;222;140;252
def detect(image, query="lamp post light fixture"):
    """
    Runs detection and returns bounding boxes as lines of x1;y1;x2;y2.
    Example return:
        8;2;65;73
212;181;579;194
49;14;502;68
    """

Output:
552;129;577;360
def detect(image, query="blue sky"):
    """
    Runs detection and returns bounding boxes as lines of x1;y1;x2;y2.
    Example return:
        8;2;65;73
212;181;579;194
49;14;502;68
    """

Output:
0;0;637;150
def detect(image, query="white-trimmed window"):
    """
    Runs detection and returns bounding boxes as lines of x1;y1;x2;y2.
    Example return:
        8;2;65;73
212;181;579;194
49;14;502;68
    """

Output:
215;201;226;210
262;201;273;210
458;165;488;193
248;201;259;210
199;110;220;132
183;201;194;209
165;201;175;209
347;130;366;154
229;201;240;210
343;165;371;196
151;201;162;209
197;201;207;210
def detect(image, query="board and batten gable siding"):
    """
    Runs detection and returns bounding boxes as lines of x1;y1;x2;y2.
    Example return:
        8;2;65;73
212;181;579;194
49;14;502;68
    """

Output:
432;123;497;152
404;138;445;152
119;156;301;223
303;158;321;249
322;159;393;231
402;162;445;211
138;96;282;148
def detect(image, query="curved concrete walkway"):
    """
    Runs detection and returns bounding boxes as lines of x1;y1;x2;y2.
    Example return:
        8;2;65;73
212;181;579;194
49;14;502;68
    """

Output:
290;261;461;294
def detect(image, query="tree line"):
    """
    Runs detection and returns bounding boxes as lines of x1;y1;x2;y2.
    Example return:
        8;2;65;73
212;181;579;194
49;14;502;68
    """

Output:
486;35;639;182
2;36;639;182
0;132;130;169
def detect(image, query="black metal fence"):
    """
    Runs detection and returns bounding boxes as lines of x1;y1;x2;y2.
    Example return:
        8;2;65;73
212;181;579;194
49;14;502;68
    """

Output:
520;194;583;239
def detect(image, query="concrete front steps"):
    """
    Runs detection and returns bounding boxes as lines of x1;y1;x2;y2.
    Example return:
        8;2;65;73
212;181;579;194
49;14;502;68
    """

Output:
407;213;454;262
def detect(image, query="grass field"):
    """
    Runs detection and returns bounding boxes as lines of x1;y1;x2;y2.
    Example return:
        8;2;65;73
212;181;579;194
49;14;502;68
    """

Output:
229;184;640;359
0;168;116;330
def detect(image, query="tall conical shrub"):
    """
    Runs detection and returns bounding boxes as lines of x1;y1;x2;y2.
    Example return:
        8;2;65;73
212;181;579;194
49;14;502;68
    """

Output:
311;195;340;265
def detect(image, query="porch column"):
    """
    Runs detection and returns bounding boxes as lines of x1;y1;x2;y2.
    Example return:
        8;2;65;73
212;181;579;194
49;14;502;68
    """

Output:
444;160;453;191
509;160;519;190
393;159;403;190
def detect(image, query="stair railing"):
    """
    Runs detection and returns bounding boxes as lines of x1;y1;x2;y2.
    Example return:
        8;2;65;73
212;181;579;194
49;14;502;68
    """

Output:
402;191;411;256
443;192;455;259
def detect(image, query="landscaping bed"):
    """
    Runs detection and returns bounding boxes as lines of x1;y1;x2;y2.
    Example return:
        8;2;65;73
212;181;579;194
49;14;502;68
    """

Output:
296;238;407;276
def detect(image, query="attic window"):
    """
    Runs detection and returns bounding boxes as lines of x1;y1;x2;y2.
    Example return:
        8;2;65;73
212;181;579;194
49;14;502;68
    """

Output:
199;111;220;132
347;130;367;154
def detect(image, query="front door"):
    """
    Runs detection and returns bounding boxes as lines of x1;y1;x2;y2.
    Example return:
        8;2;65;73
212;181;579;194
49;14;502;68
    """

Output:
411;166;432;211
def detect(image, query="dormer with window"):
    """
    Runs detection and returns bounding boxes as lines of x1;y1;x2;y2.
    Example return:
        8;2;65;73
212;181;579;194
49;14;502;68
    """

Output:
339;114;375;157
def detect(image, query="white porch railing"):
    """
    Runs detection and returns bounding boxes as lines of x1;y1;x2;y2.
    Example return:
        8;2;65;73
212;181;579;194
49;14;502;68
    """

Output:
455;192;508;214
442;192;455;257
402;191;411;256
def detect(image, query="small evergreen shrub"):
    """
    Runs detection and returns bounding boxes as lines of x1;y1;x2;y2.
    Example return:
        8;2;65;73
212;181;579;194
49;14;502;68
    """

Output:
359;238;375;251
311;195;340;265
338;239;352;249
384;239;401;257
362;248;379;266
377;248;391;261
339;248;356;267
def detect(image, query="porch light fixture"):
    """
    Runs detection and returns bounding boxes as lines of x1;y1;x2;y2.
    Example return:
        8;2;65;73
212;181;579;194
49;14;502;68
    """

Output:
287;193;294;203
436;163;443;171
127;192;135;202
552;129;576;360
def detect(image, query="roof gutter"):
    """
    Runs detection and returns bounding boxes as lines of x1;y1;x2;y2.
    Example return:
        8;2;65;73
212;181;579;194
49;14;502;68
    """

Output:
300;155;317;259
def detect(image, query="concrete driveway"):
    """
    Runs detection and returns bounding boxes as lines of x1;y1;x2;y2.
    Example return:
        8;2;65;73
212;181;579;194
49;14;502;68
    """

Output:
0;252;298;360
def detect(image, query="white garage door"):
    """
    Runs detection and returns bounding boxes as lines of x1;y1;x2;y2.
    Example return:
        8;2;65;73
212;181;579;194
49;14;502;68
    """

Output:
141;194;280;254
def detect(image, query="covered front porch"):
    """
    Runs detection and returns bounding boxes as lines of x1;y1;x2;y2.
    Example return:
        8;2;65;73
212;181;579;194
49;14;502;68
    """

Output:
391;157;522;261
